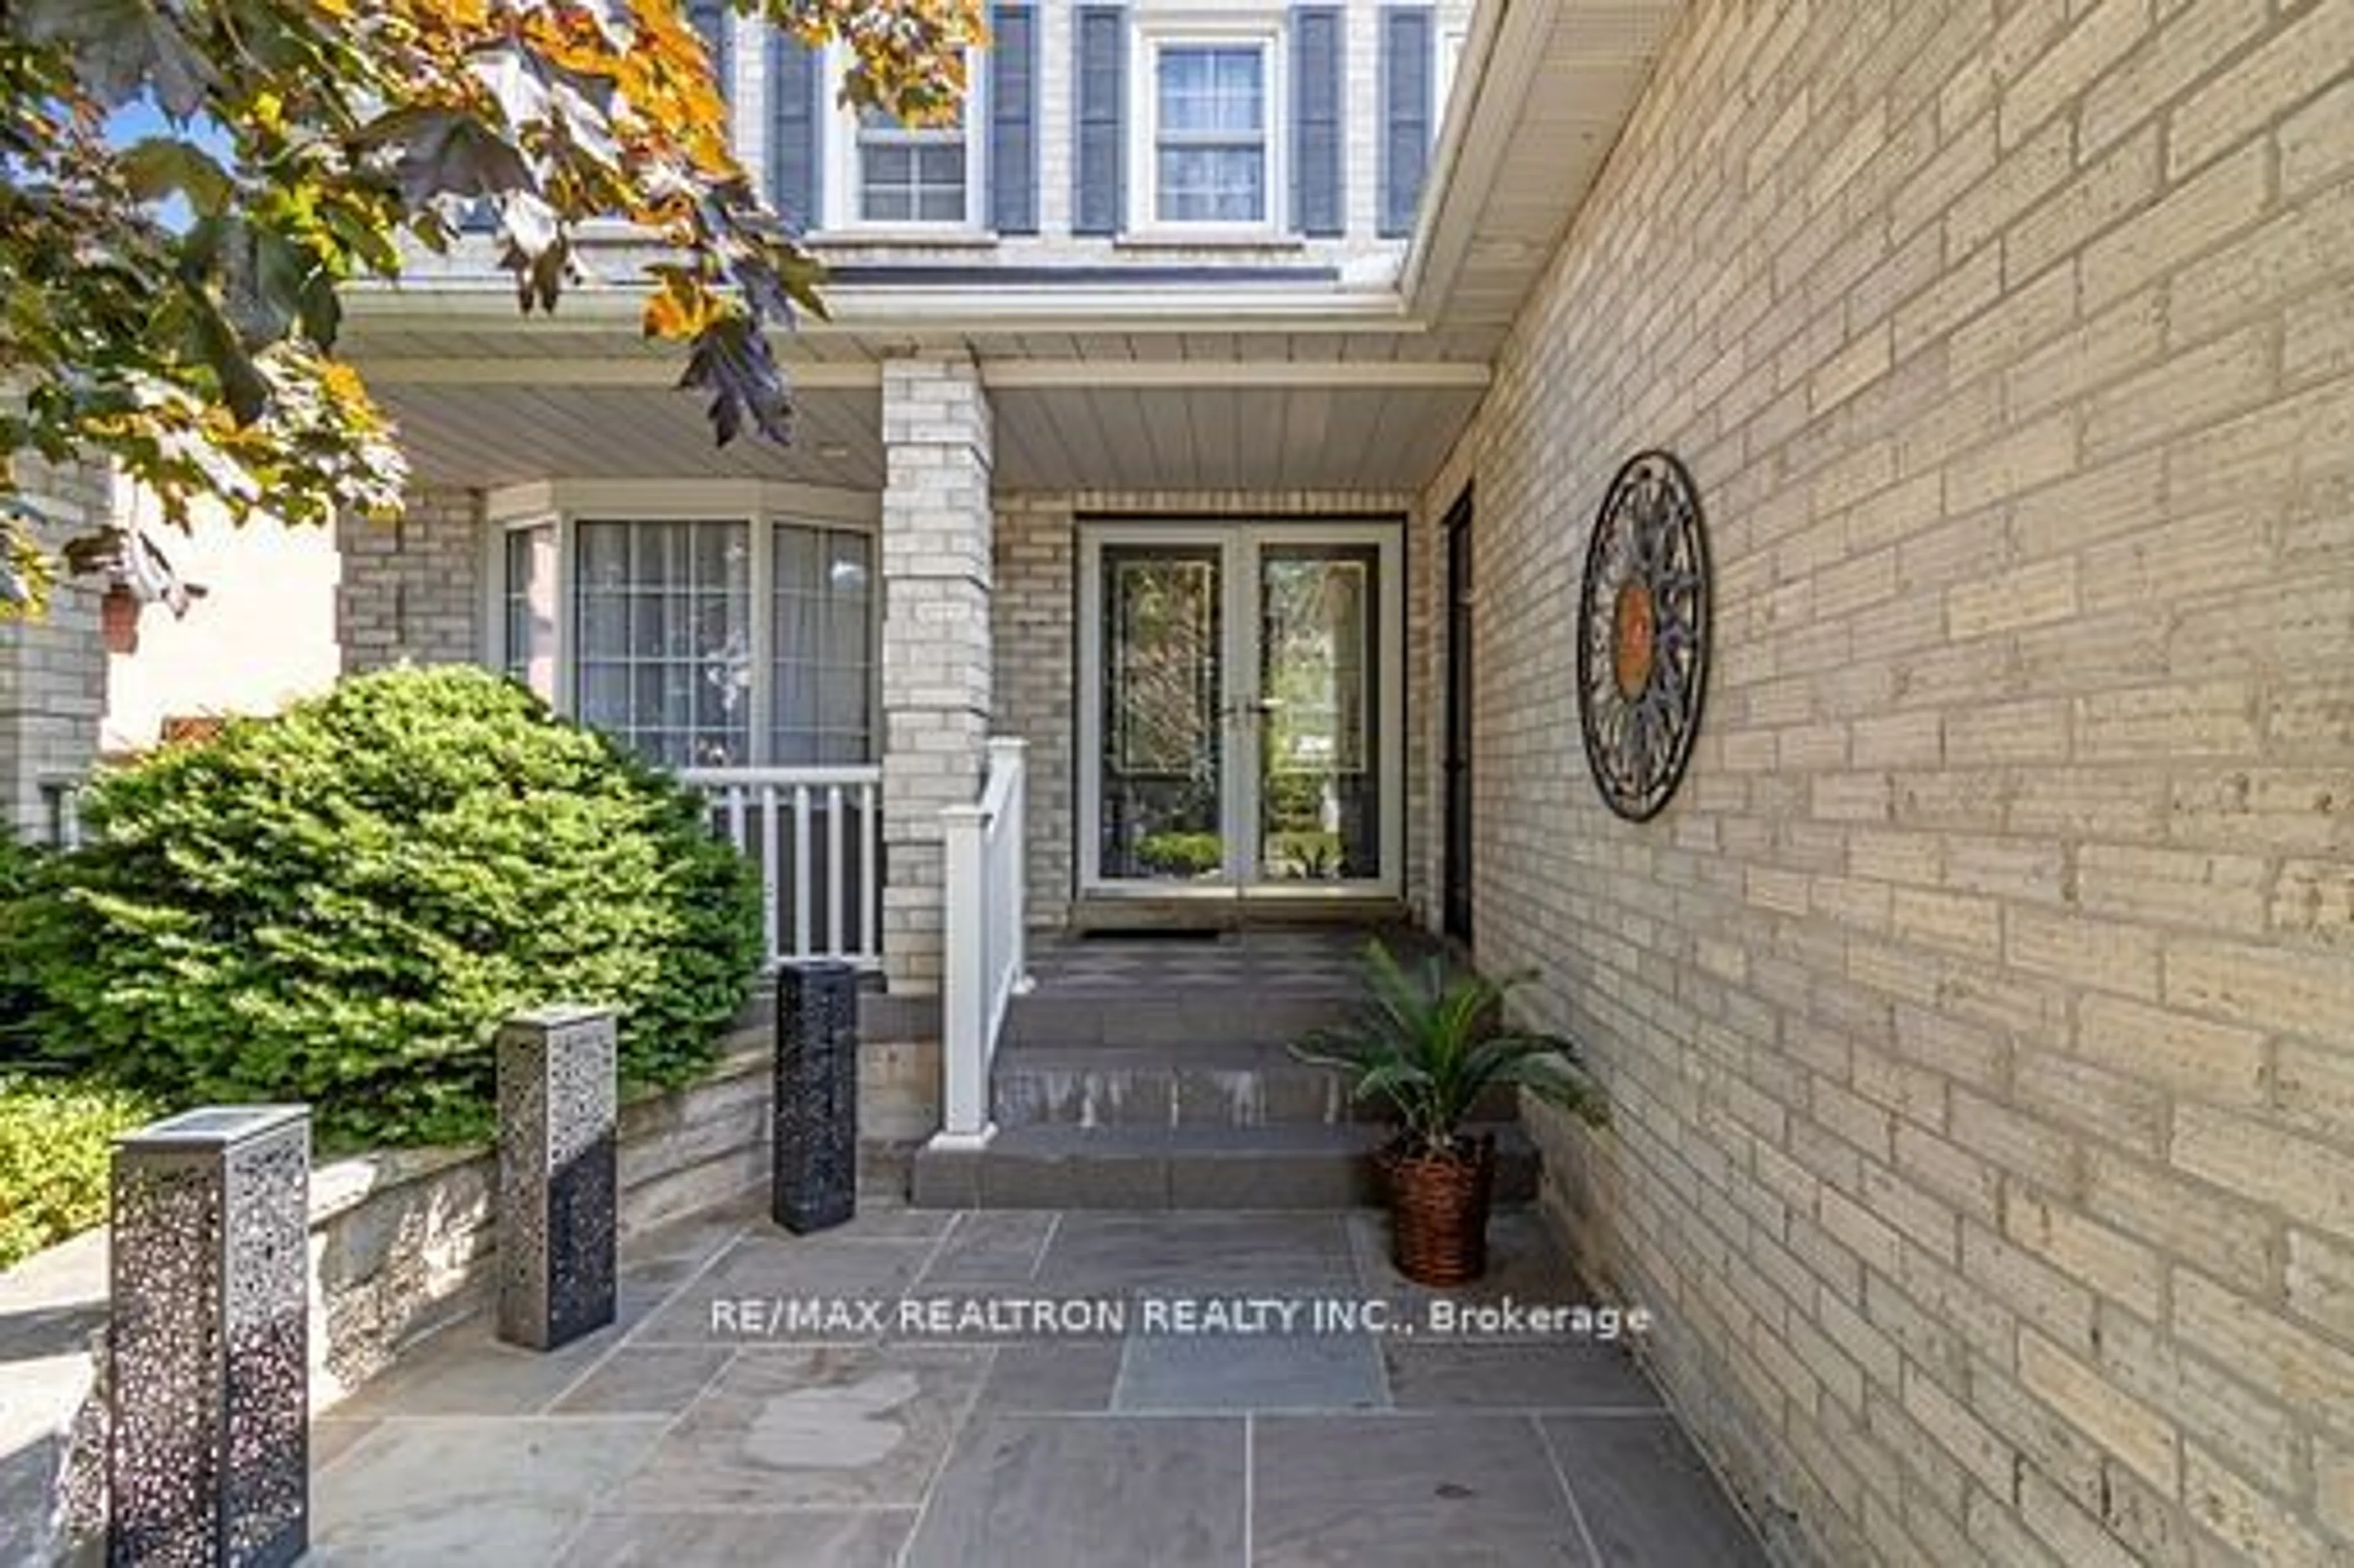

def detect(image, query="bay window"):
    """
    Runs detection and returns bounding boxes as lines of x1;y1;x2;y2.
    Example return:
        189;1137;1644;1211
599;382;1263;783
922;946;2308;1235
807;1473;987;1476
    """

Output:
490;489;877;772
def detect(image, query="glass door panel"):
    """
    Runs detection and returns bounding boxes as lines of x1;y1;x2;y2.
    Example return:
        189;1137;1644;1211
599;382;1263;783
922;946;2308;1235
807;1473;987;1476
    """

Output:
1255;544;1382;883
1097;544;1227;883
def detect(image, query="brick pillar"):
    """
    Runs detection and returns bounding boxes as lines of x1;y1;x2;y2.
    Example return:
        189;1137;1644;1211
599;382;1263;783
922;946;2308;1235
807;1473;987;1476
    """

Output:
878;356;994;993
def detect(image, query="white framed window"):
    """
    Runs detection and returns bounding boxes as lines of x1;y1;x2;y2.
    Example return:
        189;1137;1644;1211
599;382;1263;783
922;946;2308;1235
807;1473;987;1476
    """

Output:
824;48;983;233
489;485;880;771
1133;24;1282;235
1439;26;1468;125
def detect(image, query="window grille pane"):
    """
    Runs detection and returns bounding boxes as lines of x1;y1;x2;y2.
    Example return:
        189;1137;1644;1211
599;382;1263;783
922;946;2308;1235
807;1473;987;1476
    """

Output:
773;523;874;765
1158;46;1263;134
1158;146;1265;222
573;519;751;766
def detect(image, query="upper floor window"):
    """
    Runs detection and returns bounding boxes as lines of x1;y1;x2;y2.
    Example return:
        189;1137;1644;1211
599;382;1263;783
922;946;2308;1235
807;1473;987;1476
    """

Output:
856;104;970;225
1153;43;1270;224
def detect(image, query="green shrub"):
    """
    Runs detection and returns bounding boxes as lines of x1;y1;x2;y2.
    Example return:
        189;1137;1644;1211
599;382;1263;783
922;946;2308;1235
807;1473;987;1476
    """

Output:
8;666;764;1149
0;827;42;1062
1137;830;1222;878
0;1075;159;1269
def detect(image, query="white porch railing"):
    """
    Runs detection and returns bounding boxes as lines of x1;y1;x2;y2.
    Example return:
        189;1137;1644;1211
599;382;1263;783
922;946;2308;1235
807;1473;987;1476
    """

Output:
934;737;1030;1149
679;765;883;970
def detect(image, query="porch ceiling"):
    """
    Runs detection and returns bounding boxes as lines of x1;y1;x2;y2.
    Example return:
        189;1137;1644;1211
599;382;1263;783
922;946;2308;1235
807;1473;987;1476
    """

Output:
345;319;1488;495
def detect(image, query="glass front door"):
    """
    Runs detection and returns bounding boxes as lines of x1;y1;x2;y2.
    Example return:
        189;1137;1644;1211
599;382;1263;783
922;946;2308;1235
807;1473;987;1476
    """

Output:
1080;523;1401;896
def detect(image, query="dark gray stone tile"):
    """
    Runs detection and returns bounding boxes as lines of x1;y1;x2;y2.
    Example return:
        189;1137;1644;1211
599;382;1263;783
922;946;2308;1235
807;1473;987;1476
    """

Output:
618;1345;986;1509
913;1211;1058;1287
977;1132;1169;1209
1164;1127;1385;1208
1381;1342;1661;1411
907;1147;980;1209
627;1234;934;1344
971;1342;1123;1413
993;1064;1175;1127
1253;1414;1592;1566
332;1322;614;1418
313;1418;666;1562
561;1508;915;1567
1114;1331;1387;1412
902;1414;1244;1567
1542;1413;1769;1566
1035;1212;1358;1292
547;1345;736;1415
308;1417;378;1471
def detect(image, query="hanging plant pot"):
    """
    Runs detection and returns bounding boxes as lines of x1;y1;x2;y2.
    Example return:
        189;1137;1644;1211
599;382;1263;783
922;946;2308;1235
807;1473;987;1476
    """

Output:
100;584;142;655
1381;1132;1497;1286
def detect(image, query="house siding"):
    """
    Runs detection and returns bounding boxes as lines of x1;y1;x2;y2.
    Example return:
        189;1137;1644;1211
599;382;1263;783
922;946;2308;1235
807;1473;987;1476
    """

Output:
1436;1;2354;1566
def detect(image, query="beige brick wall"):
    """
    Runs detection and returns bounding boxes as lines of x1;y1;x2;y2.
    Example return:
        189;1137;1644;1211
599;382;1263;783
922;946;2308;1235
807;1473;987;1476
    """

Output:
335;485;483;672
1439;1;2354;1564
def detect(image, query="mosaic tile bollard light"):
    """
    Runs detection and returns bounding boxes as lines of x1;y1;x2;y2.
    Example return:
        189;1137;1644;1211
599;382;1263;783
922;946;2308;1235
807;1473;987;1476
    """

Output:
496;1006;619;1352
774;961;859;1233
108;1105;311;1568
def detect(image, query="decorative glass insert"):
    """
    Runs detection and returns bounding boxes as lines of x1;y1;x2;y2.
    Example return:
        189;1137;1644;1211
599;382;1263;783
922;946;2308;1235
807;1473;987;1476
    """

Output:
573;519;752;767
1259;544;1381;881
1100;545;1224;881
503;523;558;702
772;523;874;764
1155;44;1268;223
858;104;967;223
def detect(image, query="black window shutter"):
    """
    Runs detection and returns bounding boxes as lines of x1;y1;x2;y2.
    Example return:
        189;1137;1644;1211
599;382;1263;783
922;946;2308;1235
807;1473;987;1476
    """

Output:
1073;6;1127;236
989;5;1038;234
1291;6;1344;237
1379;6;1433;237
768;32;825;232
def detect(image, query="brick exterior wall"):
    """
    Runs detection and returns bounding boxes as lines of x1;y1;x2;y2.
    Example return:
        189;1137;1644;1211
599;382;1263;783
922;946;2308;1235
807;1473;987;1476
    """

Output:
880;357;996;991
335;485;483;672
1433;2;2354;1565
0;458;109;840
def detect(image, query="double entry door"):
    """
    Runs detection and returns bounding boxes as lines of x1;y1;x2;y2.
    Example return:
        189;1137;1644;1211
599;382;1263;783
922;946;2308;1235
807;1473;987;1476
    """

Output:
1078;521;1403;897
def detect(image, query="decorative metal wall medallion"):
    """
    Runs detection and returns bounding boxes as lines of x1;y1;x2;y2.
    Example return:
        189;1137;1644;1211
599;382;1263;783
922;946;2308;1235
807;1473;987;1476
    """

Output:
1576;451;1710;821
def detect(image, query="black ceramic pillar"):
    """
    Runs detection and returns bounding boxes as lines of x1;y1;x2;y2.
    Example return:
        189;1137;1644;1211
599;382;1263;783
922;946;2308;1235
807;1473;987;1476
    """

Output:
496;1005;618;1352
108;1105;311;1568
774;961;859;1233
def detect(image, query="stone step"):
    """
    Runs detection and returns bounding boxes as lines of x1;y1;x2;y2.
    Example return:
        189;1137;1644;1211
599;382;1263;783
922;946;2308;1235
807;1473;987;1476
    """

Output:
1001;992;1366;1051
908;1122;1539;1211
990;1041;1522;1131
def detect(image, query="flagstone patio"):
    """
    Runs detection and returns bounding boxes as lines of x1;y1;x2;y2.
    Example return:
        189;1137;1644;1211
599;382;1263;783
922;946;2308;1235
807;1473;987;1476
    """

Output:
310;1195;1767;1566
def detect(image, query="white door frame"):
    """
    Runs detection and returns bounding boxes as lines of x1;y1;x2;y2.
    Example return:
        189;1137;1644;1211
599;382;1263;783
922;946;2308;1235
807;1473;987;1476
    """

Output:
1075;519;1405;900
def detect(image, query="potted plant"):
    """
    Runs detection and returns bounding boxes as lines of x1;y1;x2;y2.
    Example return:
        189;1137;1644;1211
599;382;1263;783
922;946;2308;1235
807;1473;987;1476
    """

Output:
1292;940;1608;1285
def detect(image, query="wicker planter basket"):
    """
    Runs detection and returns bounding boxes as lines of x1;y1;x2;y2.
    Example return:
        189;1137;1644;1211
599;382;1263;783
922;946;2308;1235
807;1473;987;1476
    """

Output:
1381;1133;1498;1286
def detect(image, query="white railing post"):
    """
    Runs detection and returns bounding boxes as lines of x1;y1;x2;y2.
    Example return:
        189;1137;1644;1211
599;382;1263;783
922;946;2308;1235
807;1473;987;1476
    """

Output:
937;801;994;1147
990;737;1032;1000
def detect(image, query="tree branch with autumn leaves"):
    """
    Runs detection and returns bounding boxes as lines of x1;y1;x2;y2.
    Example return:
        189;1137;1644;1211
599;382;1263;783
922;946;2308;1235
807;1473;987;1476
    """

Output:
0;0;985;614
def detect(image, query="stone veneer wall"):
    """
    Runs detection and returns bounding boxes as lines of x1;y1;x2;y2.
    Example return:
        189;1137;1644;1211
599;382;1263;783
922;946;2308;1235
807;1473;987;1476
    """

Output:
0;458;109;839
991;490;1428;927
1436;1;2354;1564
335;484;483;672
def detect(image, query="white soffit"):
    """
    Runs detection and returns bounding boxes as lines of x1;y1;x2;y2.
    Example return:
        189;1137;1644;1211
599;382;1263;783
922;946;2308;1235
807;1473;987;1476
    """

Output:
1405;0;1686;331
